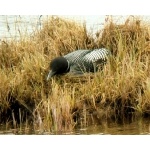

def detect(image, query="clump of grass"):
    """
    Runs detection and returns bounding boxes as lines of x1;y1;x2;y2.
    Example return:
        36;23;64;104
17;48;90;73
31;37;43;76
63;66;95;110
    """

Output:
94;15;150;116
34;16;96;58
97;16;150;57
0;16;150;133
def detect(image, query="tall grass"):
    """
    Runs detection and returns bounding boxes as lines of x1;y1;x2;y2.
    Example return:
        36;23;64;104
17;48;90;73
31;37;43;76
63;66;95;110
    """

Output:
0;16;150;133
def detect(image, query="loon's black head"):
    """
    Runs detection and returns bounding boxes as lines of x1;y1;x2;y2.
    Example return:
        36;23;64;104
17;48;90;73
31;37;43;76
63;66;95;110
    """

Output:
47;56;69;80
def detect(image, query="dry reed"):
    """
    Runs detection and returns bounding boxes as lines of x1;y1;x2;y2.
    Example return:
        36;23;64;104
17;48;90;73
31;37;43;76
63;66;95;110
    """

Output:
0;16;150;133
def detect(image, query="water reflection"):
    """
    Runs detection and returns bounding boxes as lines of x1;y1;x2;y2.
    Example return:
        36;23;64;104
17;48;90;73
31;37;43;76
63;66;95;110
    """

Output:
74;118;150;135
0;117;149;135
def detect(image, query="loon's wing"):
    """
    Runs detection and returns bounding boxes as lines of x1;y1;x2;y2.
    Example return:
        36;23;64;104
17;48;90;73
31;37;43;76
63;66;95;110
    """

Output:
81;48;110;72
64;50;90;65
64;48;110;74
70;48;110;74
83;48;110;63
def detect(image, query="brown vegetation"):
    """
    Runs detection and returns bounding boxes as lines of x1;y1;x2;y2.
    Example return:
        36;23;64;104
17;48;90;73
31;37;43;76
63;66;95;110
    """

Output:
0;16;150;133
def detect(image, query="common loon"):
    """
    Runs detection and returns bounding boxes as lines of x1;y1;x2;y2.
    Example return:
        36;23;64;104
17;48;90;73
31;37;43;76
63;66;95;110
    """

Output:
47;48;110;80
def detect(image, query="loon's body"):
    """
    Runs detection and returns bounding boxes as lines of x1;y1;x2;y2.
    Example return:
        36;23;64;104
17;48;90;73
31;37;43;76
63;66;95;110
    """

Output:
47;48;110;80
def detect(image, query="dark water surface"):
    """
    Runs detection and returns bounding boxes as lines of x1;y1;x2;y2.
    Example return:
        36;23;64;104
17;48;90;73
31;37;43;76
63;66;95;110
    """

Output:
75;118;150;135
0;117;149;135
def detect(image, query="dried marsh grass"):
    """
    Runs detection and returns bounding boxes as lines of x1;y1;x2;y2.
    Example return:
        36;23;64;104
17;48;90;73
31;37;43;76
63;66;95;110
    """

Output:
0;16;150;133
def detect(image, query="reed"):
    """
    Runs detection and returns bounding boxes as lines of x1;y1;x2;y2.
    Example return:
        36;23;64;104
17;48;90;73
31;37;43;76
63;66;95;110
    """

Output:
0;16;149;133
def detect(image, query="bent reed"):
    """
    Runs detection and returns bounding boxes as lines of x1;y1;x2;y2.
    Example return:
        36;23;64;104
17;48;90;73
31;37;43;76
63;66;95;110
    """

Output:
0;16;150;133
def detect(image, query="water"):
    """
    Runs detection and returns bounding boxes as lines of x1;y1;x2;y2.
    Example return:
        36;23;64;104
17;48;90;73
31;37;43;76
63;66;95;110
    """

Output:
0;15;107;40
0;15;43;40
1;15;150;40
76;118;150;135
0;15;128;40
0;117;149;135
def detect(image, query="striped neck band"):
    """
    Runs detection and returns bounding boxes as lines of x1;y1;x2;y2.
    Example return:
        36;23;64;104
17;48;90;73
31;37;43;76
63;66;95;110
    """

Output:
66;60;70;72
